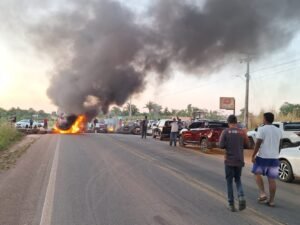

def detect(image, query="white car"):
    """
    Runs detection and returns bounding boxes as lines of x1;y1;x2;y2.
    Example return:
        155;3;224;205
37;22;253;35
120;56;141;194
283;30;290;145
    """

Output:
15;119;42;128
248;122;300;149
279;146;300;182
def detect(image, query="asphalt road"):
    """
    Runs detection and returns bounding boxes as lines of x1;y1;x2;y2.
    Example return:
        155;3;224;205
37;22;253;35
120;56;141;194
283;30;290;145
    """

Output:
0;133;299;225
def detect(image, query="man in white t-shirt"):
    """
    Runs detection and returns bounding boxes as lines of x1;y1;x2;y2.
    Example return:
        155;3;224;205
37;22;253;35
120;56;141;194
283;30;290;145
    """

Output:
251;112;282;207
170;118;179;147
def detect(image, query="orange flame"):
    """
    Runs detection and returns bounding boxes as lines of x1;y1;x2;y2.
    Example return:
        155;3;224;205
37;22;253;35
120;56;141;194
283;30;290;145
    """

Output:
53;114;87;134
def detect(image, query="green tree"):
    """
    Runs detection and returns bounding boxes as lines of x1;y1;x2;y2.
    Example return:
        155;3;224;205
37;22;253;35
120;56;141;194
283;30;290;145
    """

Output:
163;107;172;116
28;108;35;114
177;109;187;117
187;104;193;117
0;108;7;117
280;102;300;117
131;104;140;116
123;103;140;116
144;101;155;114
206;110;226;120
110;106;122;116
152;103;162;114
1;107;51;122
171;109;178;115
192;107;200;113
144;101;162;119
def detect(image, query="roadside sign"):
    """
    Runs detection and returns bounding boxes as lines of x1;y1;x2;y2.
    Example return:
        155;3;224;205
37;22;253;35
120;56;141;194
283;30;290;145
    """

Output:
220;97;235;111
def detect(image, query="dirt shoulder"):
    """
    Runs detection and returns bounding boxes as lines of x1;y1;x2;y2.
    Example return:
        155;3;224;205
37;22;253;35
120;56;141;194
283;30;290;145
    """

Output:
0;134;41;171
209;148;254;165
180;144;254;165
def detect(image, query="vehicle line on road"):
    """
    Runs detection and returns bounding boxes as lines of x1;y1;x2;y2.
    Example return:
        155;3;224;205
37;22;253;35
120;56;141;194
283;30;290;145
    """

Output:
106;135;284;225
39;135;61;225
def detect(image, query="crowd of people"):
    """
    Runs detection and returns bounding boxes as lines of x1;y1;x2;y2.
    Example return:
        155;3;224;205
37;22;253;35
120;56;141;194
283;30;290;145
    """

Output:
139;112;282;212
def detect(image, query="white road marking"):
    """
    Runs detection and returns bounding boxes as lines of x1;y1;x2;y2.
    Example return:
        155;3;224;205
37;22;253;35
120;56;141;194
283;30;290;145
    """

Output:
39;136;61;225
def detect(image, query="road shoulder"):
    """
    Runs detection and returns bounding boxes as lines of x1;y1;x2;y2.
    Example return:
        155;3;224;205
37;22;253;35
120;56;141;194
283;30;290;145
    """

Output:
0;134;41;170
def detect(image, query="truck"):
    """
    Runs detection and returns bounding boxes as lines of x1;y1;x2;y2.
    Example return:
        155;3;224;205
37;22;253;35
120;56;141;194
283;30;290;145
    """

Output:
247;122;300;149
179;120;228;152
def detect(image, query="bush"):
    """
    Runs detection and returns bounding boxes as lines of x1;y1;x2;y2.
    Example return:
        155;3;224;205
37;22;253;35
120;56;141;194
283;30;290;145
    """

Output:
0;123;23;151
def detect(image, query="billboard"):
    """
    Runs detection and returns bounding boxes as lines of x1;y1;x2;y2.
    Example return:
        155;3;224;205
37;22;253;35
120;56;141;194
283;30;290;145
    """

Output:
220;97;235;110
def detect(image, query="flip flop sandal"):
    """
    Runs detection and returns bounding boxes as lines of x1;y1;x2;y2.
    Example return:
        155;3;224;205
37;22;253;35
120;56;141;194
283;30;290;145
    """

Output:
266;202;275;207
257;196;268;202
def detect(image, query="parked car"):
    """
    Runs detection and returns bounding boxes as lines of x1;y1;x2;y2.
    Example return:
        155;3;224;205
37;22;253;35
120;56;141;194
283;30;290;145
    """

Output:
279;146;300;182
247;129;257;149
15;119;42;129
86;122;94;133
94;121;108;133
179;120;228;152
179;120;202;135
147;120;158;135
152;119;173;140
248;122;300;149
117;122;140;135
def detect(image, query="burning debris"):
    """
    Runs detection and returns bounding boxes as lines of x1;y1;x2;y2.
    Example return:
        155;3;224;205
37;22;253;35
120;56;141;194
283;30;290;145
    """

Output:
53;114;87;134
22;0;300;116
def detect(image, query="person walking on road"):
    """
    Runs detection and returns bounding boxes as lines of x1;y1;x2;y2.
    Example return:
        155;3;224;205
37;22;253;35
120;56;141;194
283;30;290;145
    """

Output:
170;118;179;147
93;118;98;127
141;116;148;139
219;115;249;212
93;118;98;132
43;118;48;129
251;112;282;207
29;118;33;129
10;115;16;127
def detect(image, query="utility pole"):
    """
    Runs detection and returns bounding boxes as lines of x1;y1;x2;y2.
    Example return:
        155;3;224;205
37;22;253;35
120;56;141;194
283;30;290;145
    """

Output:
241;56;251;129
129;97;132;119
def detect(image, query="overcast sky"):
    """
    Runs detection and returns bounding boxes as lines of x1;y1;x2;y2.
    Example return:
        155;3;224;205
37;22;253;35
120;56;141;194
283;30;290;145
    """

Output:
0;0;299;115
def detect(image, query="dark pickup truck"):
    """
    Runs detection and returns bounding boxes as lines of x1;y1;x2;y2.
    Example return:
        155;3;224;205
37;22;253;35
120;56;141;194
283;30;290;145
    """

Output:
179;120;228;152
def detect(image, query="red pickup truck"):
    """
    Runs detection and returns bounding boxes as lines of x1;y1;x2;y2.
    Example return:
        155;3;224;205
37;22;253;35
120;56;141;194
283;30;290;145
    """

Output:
179;120;228;152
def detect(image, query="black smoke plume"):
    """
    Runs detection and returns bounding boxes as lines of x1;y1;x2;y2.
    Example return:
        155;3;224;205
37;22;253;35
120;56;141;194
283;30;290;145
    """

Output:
28;0;300;117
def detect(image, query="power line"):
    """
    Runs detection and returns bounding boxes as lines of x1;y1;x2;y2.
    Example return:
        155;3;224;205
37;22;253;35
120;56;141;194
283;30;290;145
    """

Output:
248;65;300;112
252;57;300;73
155;76;240;98
252;65;300;80
158;57;300;98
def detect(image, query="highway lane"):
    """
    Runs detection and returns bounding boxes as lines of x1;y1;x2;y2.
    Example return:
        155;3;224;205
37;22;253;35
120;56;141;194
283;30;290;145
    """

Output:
0;133;299;225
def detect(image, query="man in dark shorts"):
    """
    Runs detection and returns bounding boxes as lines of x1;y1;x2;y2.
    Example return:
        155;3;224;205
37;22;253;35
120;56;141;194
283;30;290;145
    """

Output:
251;112;282;207
141;116;148;139
219;115;249;212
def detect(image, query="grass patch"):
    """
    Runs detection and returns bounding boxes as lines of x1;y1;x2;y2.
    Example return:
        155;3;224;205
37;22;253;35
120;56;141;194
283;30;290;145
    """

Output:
0;141;33;170
0;123;23;151
249;111;300;129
